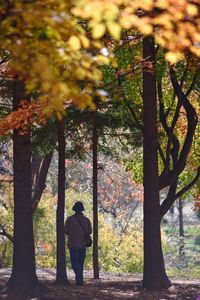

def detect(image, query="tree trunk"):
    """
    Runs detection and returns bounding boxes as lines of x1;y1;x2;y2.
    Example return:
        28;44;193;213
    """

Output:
32;152;53;212
56;119;68;284
92;109;99;279
142;37;171;289
9;79;38;294
31;157;42;188
170;204;174;215
178;198;185;258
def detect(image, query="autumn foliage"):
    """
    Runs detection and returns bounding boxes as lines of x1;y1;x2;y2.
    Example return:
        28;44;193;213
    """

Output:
0;100;49;136
0;0;199;135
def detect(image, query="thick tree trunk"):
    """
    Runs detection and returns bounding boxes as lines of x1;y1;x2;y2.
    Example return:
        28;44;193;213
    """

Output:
9;80;38;294
142;37;171;289
56;119;68;284
92;109;99;279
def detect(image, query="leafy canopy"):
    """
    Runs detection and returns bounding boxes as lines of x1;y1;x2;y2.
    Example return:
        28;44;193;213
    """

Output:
0;0;199;134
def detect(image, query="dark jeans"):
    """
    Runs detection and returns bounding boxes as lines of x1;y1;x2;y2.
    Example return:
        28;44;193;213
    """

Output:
69;247;86;285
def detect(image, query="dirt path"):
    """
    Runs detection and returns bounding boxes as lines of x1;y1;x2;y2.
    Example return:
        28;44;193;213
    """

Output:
0;269;200;299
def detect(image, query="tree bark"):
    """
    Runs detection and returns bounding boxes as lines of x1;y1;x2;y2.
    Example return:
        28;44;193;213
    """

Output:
159;68;198;190
32;152;53;213
0;223;13;243
31;157;42;188
92;109;99;279
178;198;185;258
158;74;199;220
9;79;38;294
142;37;171;289
56;119;68;284
160;181;178;220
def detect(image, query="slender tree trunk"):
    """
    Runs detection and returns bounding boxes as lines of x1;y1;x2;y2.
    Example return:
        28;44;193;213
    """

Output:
170;204;174;215
0;242;7;268
31;157;42;188
178;198;185;258
143;37;171;289
32;152;53;212
92;109;99;279
9;79;38;294
56;119;68;284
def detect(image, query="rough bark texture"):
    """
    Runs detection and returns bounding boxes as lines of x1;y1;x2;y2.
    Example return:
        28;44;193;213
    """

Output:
142;37;171;289
56;119;68;285
92;109;99;279
9;80;38;293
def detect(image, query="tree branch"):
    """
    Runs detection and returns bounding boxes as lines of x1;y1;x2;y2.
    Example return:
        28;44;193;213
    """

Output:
32;152;53;213
186;71;199;97
160;167;200;219
158;80;171;173
159;67;198;190
124;99;143;130
173;168;200;200
180;62;189;90
158;80;180;176
0;224;13;243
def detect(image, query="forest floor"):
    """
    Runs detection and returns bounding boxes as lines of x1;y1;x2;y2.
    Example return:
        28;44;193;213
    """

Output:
0;269;200;300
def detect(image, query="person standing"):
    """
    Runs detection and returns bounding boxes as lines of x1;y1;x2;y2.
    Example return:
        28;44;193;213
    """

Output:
64;201;92;285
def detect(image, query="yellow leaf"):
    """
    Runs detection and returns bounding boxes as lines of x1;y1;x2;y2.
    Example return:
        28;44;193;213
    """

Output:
92;23;106;39
75;67;87;80
89;69;102;81
79;35;90;48
95;55;110;65
68;36;81;51
155;36;165;47
140;24;153;35
190;46;200;57
193;33;200;43
103;4;119;20
107;22;121;40
81;59;91;68
92;41;103;48
186;4;198;16
165;51;184;64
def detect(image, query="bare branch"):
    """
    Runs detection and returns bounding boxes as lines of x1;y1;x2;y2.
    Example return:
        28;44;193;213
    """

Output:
32;152;53;213
124;99;143;130
159;67;198;190
0;223;13;243
160;168;200;220
186;71;199;97
180;62;189;90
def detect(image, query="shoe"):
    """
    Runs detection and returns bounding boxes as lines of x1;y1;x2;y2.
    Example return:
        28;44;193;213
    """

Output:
76;280;83;285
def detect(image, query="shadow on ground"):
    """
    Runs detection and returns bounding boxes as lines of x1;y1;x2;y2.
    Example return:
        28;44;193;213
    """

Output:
0;269;199;300
40;279;199;300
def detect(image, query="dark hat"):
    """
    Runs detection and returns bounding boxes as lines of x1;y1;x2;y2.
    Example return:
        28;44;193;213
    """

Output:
72;201;85;212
